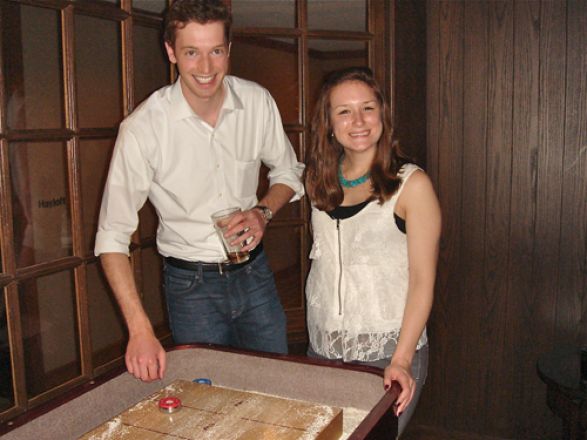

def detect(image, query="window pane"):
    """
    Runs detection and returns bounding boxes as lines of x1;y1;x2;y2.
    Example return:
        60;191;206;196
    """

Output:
308;0;367;31
231;37;299;124
0;292;13;411
80;139;115;256
140;247;167;335
20;271;80;397
3;4;64;129
10;142;72;268
75;14;122;128
83;0;119;5
256;132;301;221
132;0;166;14
308;40;368;116
264;225;302;309
231;0;295;28
133;24;169;106
88;262;126;368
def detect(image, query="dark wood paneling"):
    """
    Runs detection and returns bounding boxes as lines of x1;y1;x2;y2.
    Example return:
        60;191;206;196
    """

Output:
484;2;514;436
422;1;587;439
393;0;427;166
425;0;439;185
422;0;465;431
421;1;439;428
457;0;488;433
562;0;587;347
509;0;550;436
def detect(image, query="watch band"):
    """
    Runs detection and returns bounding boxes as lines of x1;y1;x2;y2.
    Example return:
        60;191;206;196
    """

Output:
254;205;273;223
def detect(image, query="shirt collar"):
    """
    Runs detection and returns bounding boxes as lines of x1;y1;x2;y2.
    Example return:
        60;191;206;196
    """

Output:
222;77;244;112
169;76;243;121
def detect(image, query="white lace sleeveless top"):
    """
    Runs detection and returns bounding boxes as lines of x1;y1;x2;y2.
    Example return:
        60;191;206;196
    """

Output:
305;163;427;362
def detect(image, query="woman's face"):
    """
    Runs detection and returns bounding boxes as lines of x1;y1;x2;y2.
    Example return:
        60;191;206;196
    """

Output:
329;80;383;156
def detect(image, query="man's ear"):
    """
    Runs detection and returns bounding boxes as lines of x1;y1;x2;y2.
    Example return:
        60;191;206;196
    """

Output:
164;41;177;64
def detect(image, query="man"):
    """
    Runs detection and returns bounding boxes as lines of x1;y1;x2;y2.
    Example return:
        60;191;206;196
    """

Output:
95;0;304;382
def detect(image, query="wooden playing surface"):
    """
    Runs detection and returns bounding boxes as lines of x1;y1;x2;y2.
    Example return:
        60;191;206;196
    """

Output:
79;379;343;439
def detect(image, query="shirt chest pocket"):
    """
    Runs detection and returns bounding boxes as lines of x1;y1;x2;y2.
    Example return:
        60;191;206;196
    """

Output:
233;159;260;198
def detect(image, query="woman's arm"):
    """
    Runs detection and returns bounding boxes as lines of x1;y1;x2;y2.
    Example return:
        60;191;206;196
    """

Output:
384;170;441;414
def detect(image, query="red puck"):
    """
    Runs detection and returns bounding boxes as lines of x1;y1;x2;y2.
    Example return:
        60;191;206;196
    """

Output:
158;396;182;413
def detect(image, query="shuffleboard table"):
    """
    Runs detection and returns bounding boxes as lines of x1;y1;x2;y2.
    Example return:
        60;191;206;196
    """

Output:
1;345;399;439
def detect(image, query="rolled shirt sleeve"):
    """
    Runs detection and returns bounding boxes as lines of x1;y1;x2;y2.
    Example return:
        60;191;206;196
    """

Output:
259;89;305;201
94;126;153;256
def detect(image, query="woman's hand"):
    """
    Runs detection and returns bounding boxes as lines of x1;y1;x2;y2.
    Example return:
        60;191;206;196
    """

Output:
383;360;415;416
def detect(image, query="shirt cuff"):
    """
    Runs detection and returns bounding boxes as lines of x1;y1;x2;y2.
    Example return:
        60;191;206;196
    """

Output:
94;230;132;256
268;164;305;202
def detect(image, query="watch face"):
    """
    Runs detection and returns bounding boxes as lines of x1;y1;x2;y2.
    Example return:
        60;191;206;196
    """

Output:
264;207;273;220
257;205;272;221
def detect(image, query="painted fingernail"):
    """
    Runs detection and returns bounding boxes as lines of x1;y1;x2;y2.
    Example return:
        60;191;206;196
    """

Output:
384;384;390;391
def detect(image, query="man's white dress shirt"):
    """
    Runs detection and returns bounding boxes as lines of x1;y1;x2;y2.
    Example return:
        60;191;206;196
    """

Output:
95;76;304;262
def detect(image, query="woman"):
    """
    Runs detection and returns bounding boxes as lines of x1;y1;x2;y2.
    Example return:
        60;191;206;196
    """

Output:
305;66;441;436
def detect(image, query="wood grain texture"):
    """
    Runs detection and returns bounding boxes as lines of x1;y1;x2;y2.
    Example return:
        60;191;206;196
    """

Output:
79;380;343;440
420;1;464;429
508;1;558;438
457;0;488;433
420;1;587;438
561;0;587;348
393;0;427;167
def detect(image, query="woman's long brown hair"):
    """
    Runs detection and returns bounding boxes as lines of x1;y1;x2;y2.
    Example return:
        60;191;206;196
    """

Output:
305;66;411;211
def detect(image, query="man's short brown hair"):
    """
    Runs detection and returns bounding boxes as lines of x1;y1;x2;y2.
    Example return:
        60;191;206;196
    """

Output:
164;0;232;48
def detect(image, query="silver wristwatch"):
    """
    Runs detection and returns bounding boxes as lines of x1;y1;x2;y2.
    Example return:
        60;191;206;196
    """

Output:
255;205;273;223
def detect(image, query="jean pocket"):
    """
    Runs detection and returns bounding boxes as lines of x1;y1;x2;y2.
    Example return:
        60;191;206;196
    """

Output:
244;255;276;287
164;267;201;296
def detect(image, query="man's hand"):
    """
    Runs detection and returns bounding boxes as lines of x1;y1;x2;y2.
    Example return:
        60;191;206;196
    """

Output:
225;208;268;252
125;332;166;382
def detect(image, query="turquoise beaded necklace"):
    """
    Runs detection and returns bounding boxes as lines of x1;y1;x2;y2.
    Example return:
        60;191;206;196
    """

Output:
338;157;371;188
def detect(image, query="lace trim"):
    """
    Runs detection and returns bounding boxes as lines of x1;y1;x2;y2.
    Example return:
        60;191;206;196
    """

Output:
310;328;399;362
309;327;427;362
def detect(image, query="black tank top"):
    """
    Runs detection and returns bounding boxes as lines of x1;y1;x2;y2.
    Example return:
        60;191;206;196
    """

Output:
327;200;406;234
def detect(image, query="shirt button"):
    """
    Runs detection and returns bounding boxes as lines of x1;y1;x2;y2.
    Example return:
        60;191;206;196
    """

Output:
216;164;220;169
218;193;222;198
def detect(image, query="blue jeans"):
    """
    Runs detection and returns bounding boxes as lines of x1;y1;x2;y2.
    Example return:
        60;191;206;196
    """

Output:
163;251;288;354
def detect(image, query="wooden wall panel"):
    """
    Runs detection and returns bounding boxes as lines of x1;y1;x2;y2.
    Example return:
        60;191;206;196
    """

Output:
484;2;514;436
562;0;587;347
425;0;440;186
421;1;587;439
434;0;464;426
393;0;427;167
458;0;488;432
535;0;566;345
419;1;464;430
508;0;552;435
421;1;442;424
